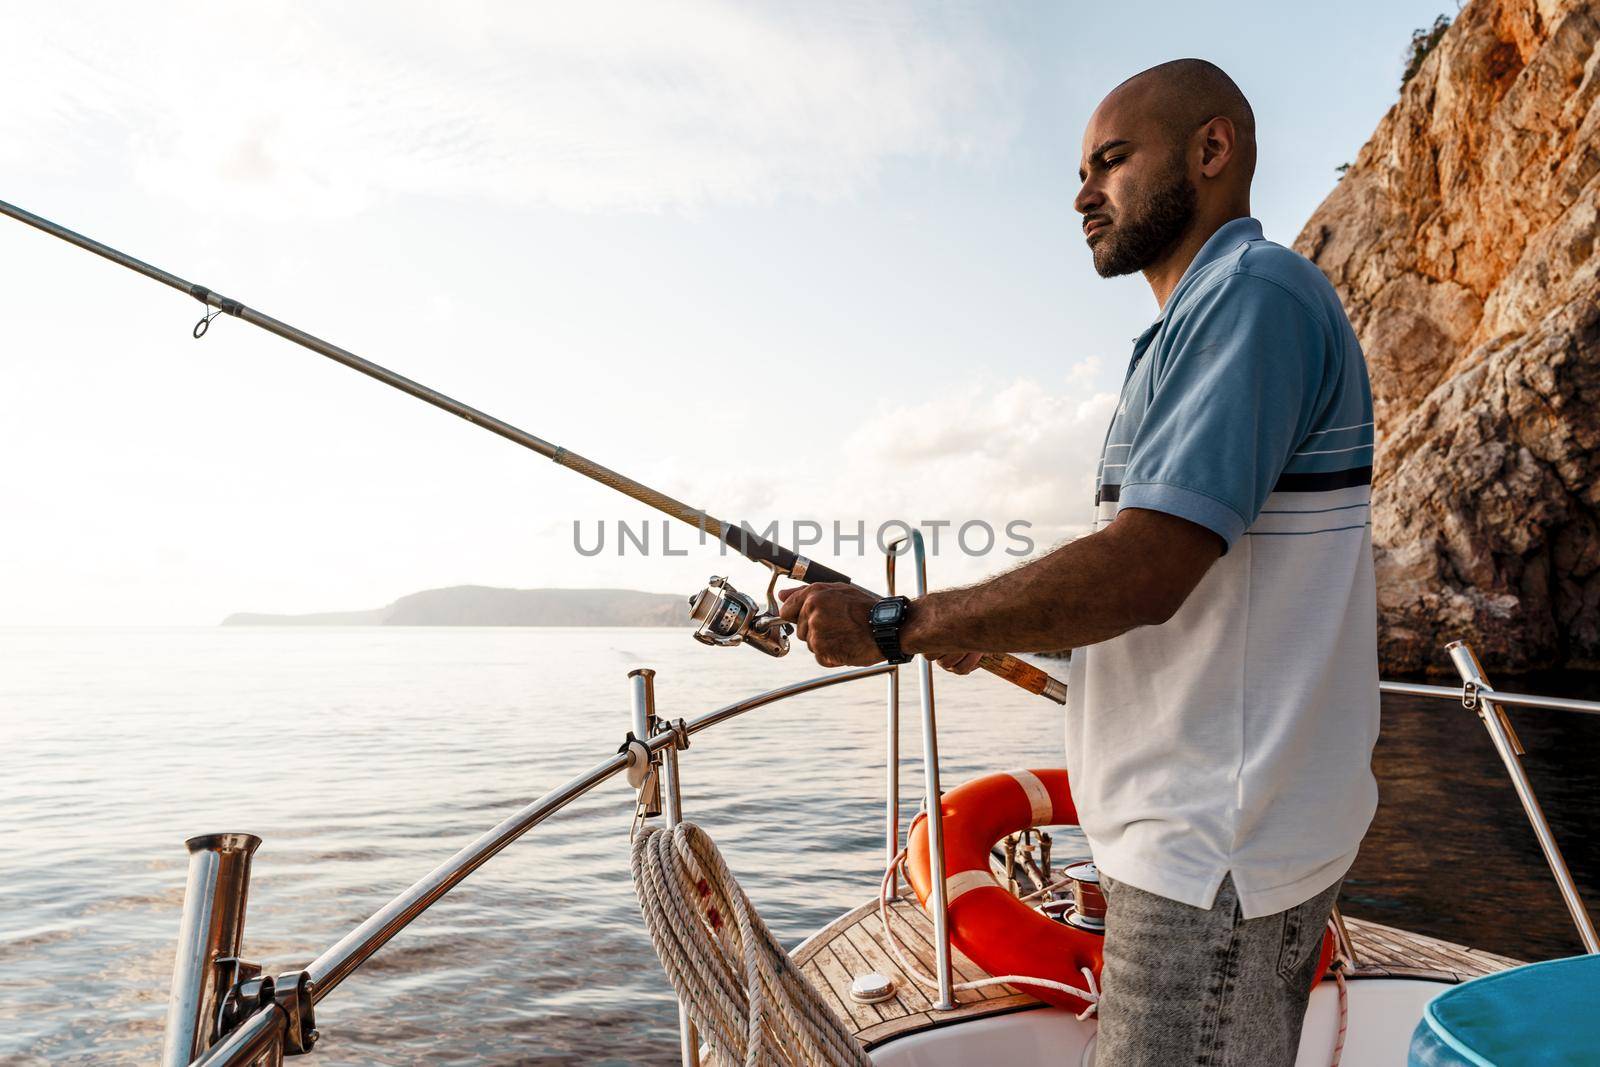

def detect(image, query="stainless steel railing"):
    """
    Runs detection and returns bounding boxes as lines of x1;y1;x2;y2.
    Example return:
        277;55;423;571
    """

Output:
883;549;903;903
1383;646;1599;953
1379;679;1600;717
163;572;1600;1063
306;663;899;1009
173;661;899;1066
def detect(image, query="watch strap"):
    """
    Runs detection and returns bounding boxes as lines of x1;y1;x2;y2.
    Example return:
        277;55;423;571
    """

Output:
870;596;913;665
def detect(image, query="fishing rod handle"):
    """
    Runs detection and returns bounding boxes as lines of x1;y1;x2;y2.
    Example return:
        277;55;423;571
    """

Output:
977;654;1068;705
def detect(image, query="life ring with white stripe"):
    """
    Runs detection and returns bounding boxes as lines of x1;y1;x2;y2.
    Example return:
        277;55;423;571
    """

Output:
904;768;1337;1014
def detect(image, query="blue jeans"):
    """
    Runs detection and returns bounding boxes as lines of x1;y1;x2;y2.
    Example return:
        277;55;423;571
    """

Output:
1093;872;1340;1066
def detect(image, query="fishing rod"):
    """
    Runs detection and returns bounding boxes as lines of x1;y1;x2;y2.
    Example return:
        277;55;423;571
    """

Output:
0;198;1067;705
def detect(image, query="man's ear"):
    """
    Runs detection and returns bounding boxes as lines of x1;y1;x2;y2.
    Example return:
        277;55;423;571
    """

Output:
1197;116;1235;178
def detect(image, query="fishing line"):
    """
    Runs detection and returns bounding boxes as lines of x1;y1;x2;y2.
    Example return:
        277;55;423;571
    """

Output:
0;198;1067;704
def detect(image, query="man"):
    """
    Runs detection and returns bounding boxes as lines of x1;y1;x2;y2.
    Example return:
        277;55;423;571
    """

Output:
779;59;1379;1065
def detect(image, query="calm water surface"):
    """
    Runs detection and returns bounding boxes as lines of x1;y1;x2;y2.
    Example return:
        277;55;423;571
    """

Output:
1;627;1595;1064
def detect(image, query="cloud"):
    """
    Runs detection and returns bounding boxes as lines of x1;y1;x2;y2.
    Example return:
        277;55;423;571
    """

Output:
4;1;1018;216
840;366;1116;539
644;363;1118;582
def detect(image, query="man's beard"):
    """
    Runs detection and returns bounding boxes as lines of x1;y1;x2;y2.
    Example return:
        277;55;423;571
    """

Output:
1089;158;1197;278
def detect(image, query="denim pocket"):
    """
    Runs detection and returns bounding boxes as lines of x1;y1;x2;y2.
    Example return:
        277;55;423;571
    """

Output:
1274;898;1320;983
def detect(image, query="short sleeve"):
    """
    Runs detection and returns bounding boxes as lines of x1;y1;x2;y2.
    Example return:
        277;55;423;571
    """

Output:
1117;273;1327;551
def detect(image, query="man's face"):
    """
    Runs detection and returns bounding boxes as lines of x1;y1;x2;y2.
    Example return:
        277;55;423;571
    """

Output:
1075;91;1198;278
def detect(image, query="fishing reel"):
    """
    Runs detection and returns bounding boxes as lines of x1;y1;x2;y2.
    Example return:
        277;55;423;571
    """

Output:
687;571;792;658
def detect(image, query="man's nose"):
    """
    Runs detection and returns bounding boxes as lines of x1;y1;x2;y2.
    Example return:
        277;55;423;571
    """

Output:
1074;180;1103;217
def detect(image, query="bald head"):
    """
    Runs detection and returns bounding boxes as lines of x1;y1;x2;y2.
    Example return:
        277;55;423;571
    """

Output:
1075;60;1257;284
1112;59;1256;182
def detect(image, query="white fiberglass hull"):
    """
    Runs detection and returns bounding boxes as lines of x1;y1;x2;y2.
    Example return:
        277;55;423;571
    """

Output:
868;976;1444;1066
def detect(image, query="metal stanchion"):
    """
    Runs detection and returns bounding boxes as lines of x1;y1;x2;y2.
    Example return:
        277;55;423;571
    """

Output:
162;833;262;1066
907;531;956;1009
635;669;701;1066
885;547;902;900
1448;641;1599;953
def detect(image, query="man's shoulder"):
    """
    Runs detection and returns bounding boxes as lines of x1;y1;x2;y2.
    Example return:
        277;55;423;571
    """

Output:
1176;238;1343;335
1236;239;1339;307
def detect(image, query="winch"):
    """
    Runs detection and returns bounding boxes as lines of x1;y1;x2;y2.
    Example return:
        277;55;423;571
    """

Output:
687;572;792;658
1040;861;1108;932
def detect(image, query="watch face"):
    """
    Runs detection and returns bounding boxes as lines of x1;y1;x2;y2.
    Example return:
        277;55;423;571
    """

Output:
871;602;901;624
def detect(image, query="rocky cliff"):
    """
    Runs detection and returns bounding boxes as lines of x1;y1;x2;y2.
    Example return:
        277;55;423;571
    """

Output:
1295;0;1600;673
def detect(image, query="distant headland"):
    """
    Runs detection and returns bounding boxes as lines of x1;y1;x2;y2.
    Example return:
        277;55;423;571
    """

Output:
222;585;690;627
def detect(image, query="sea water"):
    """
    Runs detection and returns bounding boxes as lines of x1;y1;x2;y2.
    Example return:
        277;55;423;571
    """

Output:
1;627;1595;1064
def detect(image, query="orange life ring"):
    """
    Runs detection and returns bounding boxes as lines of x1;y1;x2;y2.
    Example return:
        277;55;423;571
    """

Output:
904;768;1336;1014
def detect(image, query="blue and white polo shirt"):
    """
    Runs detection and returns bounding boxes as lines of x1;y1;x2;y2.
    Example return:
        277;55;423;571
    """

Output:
1065;216;1380;919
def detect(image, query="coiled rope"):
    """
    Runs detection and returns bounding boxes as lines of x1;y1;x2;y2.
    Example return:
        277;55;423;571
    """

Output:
632;822;872;1067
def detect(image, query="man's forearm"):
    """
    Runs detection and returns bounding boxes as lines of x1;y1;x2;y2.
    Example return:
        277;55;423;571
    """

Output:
899;534;1146;656
899;508;1222;657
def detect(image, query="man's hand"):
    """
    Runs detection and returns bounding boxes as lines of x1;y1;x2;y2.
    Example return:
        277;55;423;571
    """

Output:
934;652;985;675
777;584;986;673
776;583;882;667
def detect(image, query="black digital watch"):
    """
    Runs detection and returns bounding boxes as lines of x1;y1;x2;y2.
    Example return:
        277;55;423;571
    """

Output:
869;596;913;665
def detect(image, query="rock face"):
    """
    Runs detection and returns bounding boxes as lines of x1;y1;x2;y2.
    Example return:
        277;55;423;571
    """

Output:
1294;0;1600;673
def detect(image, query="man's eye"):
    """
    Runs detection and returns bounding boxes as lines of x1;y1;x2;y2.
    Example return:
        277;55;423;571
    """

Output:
1106;156;1125;169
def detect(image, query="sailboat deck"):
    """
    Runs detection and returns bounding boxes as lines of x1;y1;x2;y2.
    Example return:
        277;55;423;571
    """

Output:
792;897;1525;1050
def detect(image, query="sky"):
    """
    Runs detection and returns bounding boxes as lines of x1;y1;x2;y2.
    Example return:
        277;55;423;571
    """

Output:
0;0;1453;625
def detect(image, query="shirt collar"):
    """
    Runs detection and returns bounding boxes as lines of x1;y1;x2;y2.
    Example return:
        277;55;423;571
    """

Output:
1152;215;1264;323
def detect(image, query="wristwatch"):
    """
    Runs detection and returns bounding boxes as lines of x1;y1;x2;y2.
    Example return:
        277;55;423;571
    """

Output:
869;596;913;665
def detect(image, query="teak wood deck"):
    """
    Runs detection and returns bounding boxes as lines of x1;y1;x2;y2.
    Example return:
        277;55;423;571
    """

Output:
791;897;1524;1051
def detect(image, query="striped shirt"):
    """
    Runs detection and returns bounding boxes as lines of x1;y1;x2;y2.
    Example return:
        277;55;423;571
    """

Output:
1065;217;1380;919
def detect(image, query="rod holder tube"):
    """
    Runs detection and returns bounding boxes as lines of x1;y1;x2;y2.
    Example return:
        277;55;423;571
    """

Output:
630;668;663;816
631;667;658;744
163;832;262;1067
1447;641;1599;953
907;532;956;1009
